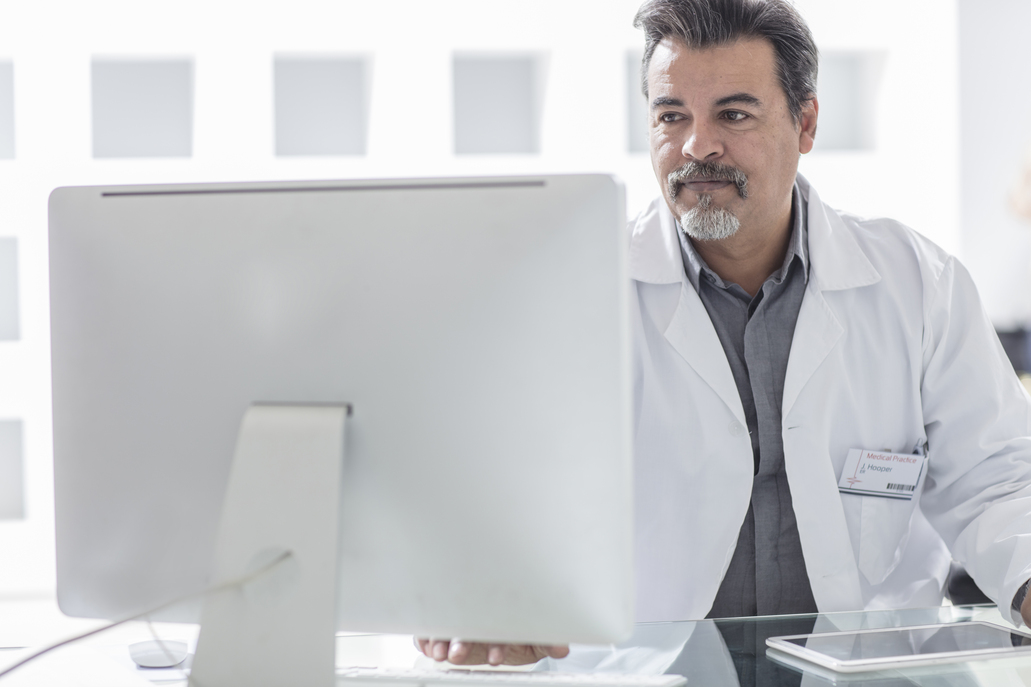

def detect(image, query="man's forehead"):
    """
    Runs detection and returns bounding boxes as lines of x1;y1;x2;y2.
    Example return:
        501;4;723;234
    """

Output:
646;36;780;102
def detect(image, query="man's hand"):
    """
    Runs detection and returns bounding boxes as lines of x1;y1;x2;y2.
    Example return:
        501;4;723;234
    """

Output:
415;638;569;666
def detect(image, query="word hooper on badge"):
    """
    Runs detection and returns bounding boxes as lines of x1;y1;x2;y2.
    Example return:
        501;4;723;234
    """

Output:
837;449;926;500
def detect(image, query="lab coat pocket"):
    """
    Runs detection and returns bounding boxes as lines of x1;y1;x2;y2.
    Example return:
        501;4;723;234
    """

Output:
858;495;919;585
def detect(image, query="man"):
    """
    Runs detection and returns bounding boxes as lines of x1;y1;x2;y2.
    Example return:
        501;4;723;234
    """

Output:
421;0;1031;665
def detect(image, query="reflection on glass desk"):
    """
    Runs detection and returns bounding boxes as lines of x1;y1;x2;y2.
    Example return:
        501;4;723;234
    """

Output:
535;605;1031;687
3;599;1022;686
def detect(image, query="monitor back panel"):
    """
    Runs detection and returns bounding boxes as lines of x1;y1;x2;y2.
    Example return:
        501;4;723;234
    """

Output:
49;175;632;644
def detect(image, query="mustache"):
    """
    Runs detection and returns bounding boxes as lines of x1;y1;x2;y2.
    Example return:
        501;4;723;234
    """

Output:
667;162;749;201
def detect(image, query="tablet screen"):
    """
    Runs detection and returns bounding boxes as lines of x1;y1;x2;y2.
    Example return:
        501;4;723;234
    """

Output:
785;623;1029;662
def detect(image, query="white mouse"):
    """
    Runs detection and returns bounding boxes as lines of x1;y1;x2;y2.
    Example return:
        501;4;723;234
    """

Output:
127;640;189;669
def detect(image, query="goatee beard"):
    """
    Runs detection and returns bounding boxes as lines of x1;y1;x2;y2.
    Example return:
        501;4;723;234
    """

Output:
680;193;741;241
666;161;747;242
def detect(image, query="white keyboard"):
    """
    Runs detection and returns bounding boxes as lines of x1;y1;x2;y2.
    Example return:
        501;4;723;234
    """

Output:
338;667;687;687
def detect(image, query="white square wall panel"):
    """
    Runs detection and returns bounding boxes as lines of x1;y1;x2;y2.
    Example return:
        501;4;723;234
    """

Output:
0;237;18;340
274;57;368;156
92;59;193;158
627;50;647;154
0;62;13;159
814;51;884;152
453;55;541;155
0;420;23;520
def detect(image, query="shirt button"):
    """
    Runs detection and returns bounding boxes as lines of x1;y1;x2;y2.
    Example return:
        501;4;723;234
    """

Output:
729;422;746;437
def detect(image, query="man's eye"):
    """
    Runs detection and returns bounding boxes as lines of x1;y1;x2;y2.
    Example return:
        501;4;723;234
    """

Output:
658;112;681;123
724;111;749;122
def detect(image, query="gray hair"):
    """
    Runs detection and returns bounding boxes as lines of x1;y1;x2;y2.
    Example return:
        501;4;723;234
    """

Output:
633;0;818;123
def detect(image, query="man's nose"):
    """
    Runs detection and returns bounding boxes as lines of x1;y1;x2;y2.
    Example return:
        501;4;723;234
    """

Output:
681;121;723;161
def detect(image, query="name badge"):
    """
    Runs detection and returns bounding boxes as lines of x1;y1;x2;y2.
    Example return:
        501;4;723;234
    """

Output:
838;449;926;500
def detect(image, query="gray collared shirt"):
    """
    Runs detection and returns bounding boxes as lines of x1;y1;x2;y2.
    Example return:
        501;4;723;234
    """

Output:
678;183;819;617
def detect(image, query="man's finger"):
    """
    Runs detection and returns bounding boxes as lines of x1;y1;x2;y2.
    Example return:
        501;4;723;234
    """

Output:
448;641;472;664
431;639;450;662
544;645;570;659
487;644;506;666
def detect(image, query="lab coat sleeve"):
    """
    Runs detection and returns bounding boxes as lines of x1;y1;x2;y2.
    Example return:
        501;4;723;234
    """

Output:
917;254;1031;625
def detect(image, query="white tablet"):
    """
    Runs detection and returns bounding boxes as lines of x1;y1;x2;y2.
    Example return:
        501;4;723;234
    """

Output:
766;621;1031;673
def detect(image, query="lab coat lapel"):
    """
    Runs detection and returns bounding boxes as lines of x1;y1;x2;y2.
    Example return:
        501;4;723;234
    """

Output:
782;285;843;419
782;179;880;611
629;200;747;427
664;285;747;427
781;281;864;610
783;181;879;417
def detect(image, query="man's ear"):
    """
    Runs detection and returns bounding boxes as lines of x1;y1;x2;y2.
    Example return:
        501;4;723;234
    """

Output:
798;96;818;155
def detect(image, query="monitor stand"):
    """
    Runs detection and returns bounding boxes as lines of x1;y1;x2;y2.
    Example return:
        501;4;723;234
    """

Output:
190;403;350;687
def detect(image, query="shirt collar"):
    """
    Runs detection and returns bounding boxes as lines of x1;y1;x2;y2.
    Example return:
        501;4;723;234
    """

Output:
677;181;810;293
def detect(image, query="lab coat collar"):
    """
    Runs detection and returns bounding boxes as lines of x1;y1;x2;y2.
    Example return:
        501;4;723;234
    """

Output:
628;196;684;285
797;175;881;292
628;174;882;293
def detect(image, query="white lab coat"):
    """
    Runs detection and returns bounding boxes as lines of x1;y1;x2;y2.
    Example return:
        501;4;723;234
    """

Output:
630;175;1031;625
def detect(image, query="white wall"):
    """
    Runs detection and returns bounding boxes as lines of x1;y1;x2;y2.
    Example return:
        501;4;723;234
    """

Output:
957;0;1031;329
0;0;963;596
796;0;961;257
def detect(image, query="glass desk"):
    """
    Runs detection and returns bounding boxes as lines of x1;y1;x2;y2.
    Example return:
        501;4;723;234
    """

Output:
1;599;1015;685
535;605;1031;686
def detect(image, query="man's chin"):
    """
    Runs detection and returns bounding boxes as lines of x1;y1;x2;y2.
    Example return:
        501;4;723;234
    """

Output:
679;207;741;242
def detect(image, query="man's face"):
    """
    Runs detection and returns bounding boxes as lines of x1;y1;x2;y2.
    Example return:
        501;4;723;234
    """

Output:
646;37;817;242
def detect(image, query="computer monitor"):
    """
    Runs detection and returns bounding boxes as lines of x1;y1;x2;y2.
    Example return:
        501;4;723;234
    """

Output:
48;175;633;651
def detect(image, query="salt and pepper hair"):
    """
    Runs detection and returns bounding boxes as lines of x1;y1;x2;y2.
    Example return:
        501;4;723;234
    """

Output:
633;0;818;123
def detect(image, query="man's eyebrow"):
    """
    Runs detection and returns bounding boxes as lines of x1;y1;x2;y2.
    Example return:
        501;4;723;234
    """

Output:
715;92;762;108
650;96;683;109
651;93;763;110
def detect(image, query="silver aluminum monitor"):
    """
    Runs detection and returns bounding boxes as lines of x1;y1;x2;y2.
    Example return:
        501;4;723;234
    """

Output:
49;175;632;644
